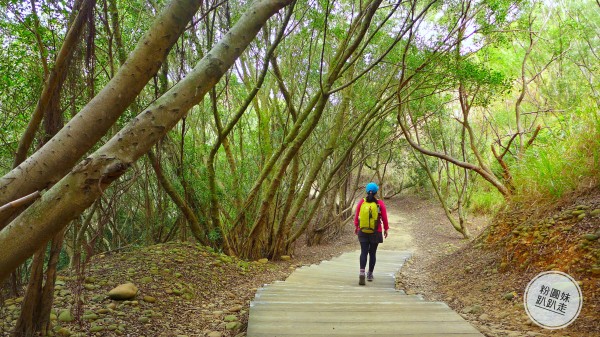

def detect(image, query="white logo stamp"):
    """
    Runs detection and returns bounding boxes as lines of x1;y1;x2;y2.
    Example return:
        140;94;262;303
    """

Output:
524;271;583;329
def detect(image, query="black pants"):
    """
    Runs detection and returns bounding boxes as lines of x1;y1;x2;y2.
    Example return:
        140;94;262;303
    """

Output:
359;241;379;272
358;231;383;272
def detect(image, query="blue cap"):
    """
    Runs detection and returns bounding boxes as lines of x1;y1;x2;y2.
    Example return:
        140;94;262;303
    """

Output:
366;182;379;193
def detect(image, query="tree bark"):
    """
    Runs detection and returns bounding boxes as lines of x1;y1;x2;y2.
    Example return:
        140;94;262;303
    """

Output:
244;0;384;258
12;248;44;337
413;149;469;239
71;200;99;268
0;0;294;283
274;69;352;256
0;0;202;229
285;104;385;246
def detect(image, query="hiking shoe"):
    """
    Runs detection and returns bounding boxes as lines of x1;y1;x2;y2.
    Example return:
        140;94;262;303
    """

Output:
367;272;374;281
359;274;366;285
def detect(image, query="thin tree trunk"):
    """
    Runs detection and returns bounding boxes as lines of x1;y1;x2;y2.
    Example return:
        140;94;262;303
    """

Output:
207;5;294;255
413;149;469;239
12;249;44;337
71;200;99;268
13;0;94;168
37;229;66;336
148;150;206;244
108;0;126;66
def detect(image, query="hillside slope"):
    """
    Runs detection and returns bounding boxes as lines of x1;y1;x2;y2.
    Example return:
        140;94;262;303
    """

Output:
397;190;599;337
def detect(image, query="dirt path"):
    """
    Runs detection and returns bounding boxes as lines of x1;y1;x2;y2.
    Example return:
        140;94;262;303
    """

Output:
385;195;482;304
381;207;415;251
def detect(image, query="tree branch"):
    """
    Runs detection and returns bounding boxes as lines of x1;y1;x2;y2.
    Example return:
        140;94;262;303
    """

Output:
397;110;509;197
0;191;41;215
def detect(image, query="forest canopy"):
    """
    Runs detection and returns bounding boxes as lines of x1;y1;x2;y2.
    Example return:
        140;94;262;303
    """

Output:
0;2;598;332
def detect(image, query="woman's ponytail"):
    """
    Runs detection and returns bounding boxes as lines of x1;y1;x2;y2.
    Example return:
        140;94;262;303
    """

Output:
366;191;377;203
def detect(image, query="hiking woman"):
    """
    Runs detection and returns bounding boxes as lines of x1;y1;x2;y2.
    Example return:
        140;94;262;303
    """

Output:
354;182;389;285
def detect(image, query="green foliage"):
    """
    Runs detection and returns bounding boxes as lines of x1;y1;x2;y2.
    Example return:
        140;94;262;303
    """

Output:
207;228;221;242
455;59;512;107
1;0;598;268
512;116;600;201
469;183;504;215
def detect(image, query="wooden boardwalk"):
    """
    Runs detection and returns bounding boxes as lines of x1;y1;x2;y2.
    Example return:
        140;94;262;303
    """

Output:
247;250;484;336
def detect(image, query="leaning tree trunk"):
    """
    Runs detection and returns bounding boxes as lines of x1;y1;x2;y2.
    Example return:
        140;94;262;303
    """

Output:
207;4;294;256
0;0;202;230
0;0;295;283
11;0;93;167
413;149;469;239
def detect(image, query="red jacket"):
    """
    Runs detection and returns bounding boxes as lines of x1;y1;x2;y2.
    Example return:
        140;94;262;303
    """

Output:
354;199;389;233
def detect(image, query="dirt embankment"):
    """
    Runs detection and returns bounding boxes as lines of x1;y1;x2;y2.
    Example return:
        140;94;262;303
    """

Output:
393;194;599;337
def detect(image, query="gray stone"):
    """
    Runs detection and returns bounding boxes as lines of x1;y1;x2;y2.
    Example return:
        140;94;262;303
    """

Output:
108;283;138;300
462;305;483;314
229;305;243;312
